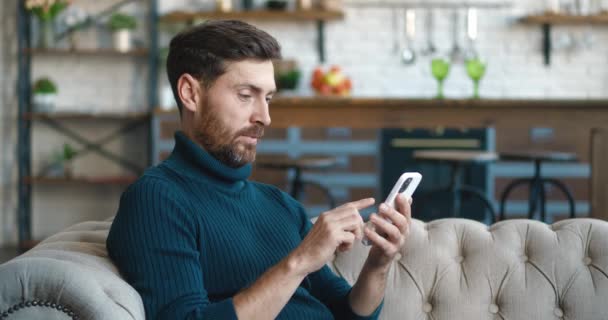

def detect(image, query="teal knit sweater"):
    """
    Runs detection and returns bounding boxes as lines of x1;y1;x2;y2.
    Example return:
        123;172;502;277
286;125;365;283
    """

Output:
106;132;383;319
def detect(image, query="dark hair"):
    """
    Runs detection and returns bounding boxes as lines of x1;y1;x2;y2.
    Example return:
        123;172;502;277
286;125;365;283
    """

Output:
166;20;282;113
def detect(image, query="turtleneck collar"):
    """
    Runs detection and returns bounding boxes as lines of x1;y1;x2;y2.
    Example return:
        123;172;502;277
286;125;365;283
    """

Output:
165;131;252;190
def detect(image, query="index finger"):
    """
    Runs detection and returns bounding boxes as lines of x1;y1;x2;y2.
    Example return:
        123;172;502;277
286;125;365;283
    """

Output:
342;197;375;210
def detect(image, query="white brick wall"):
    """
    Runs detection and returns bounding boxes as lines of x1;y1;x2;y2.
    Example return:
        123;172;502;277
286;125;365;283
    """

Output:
1;0;608;245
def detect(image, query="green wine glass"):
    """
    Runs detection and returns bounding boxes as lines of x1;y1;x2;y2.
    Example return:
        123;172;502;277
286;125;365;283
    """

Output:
431;58;450;99
465;58;486;99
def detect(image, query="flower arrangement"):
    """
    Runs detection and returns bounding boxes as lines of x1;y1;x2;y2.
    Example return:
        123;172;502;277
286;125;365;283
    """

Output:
25;0;72;21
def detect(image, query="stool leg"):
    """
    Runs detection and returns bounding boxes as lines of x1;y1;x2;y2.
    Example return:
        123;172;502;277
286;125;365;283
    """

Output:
451;163;464;218
528;179;542;220
499;179;532;221
413;188;450;218
290;167;303;200
458;186;497;224
302;180;336;209
545;178;576;219
539;180;547;222
528;160;543;220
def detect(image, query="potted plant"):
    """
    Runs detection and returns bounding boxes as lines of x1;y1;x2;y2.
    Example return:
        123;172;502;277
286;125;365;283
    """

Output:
276;70;301;93
108;13;137;52
32;77;58;112
265;0;287;10
25;0;72;48
48;144;78;178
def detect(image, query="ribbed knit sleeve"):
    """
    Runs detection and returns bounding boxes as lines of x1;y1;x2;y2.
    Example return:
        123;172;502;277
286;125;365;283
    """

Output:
289;198;384;320
106;177;237;320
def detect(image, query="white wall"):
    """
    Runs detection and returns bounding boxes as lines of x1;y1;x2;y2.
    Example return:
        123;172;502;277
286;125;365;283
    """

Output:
162;0;608;99
1;0;607;246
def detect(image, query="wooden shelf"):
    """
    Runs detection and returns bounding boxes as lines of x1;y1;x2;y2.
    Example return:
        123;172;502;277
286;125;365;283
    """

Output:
160;9;344;23
154;107;180;116
520;12;608;25
24;176;138;186
156;97;608;114
24;111;151;121
160;9;343;63
24;48;149;57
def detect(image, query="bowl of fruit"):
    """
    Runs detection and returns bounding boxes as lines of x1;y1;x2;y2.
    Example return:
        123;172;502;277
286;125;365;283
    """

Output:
310;65;352;96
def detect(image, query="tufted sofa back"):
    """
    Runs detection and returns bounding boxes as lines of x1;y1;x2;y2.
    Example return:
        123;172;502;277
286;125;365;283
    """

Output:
330;218;608;320
1;218;607;319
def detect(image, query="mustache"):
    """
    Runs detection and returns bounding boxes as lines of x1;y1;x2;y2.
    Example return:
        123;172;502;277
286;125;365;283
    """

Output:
236;124;264;139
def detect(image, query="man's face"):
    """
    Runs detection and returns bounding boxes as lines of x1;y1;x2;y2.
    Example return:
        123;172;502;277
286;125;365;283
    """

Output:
192;60;276;168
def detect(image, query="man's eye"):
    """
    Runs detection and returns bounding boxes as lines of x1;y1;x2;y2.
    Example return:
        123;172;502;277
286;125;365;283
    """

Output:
266;97;272;103
239;94;252;100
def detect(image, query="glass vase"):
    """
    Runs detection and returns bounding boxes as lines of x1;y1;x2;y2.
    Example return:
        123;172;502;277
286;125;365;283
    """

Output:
38;19;55;49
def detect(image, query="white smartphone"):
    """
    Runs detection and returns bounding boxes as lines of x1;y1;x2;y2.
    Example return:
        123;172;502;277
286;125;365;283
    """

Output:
362;172;422;246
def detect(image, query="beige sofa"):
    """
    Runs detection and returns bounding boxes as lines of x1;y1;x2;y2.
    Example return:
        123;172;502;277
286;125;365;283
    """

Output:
1;217;607;319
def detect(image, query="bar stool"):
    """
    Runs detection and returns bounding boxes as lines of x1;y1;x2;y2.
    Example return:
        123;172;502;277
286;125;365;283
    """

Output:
413;150;498;223
498;151;577;222
255;156;338;208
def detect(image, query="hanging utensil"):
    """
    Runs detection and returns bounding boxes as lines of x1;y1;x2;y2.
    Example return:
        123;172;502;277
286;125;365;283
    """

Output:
391;9;401;54
465;7;479;60
420;9;437;57
401;9;417;65
449;9;464;64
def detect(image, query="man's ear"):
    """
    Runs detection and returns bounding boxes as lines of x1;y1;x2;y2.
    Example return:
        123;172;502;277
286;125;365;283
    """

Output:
177;74;204;113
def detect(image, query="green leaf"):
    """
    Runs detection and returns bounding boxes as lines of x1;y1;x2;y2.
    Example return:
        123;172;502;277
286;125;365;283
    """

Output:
108;13;137;31
33;77;58;94
63;144;77;160
28;1;69;21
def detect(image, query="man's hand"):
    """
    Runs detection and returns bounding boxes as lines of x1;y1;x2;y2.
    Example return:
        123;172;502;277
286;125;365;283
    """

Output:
363;194;412;269
289;198;375;276
346;194;412;317
233;197;374;320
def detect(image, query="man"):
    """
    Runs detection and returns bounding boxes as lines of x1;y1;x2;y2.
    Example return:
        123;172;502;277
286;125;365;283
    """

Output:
107;20;412;319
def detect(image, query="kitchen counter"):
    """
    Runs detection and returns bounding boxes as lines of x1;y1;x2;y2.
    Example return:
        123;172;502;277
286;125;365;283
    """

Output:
156;97;608;128
155;97;608;220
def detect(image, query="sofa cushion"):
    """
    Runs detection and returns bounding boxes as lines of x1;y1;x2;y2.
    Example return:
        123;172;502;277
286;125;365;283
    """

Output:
330;218;608;320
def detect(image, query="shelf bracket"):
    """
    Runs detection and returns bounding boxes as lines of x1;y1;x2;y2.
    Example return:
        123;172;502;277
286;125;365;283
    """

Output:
316;20;326;63
37;117;147;175
55;0;138;41
542;23;551;66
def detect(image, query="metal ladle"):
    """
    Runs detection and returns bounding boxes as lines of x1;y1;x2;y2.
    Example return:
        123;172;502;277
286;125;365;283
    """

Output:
420;9;437;56
449;9;464;64
401;9;416;65
391;9;400;54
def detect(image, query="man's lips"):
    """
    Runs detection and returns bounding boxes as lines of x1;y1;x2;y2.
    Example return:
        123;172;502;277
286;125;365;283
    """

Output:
240;135;260;144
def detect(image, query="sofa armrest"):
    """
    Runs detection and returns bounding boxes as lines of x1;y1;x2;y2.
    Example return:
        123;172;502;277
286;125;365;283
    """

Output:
0;220;144;320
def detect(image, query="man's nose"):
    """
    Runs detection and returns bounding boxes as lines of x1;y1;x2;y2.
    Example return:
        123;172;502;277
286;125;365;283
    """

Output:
252;99;271;127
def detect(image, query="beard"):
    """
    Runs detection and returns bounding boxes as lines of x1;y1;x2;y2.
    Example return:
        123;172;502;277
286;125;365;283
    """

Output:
192;98;264;168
